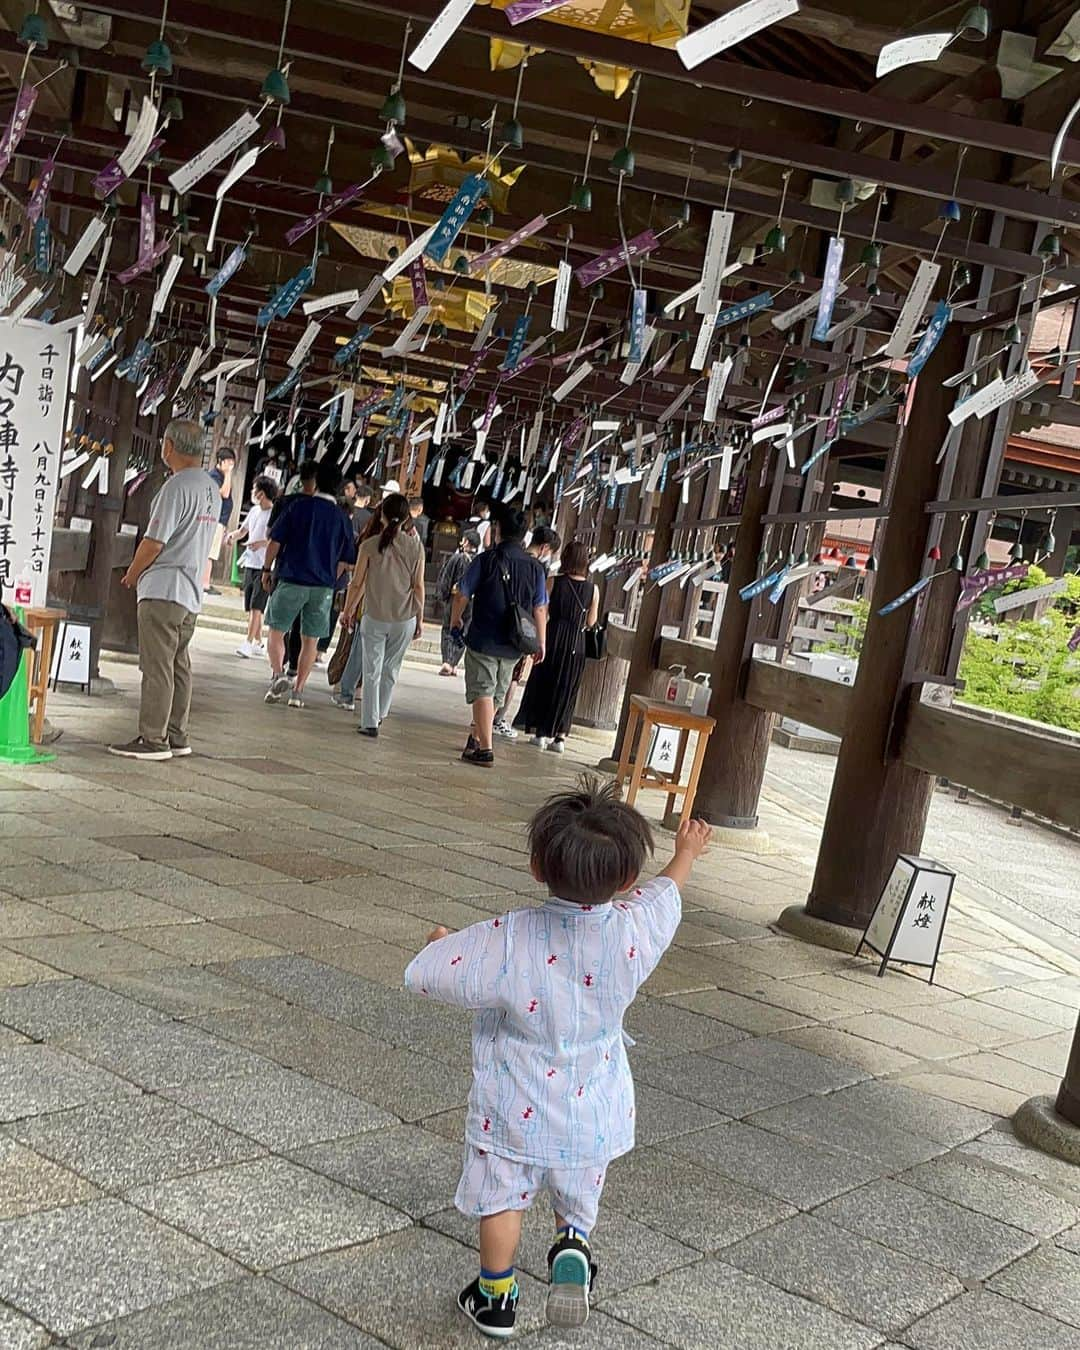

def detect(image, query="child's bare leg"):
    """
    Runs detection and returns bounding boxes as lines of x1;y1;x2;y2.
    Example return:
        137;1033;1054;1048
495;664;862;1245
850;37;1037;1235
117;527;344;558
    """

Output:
479;1210;523;1274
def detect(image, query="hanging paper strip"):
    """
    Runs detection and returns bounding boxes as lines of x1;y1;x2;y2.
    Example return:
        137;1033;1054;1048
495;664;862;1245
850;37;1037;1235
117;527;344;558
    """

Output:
285;180;373;246
813;236;845;341
677;0;799;69
426;174;487;264
885;259;941;360
551;260;572;334
347;274;387;322
267;367;302;401
698;210;734;316
303;289;360;317
1069;625;1080;653
502;314;532;371
575;230;659;288
206;244;246;297
93;136;163;200
207;145;261;252
459;347;488;393
691;312;718;371
408;257;429;310
409;0;474;71
740;568;784;601
0;84;37;182
257;265;314;327
878;574;934;615
506;0;573;20
26;152;57;226
773;282;848;333
31;215;49;274
947;364;1039;426
628;288;648;363
334;325;372;366
956;562;1029;612
152;254;183;316
115;235;168;284
621;324;658;384
800;434;837;476
288;320;322;369
64;216;107;277
469;214;548;273
552;361;593;403
716;290;773;328
876;31;952;78
169;111;260;195
825;373;850;440
751;404;786;431
907;299;952;378
390;303;430;354
704;355;733;423
138;193;156;264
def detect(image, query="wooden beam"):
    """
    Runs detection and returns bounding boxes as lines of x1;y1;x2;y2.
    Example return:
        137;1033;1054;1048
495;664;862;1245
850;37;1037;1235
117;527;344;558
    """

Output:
744;657;850;739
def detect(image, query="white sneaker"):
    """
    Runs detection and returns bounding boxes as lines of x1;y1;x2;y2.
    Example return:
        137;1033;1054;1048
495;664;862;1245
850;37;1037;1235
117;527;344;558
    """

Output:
236;641;254;658
548;739;566;754
493;719;518;740
251;640;266;653
314;652;328;666
264;673;291;703
530;735;549;750
331;692;355;711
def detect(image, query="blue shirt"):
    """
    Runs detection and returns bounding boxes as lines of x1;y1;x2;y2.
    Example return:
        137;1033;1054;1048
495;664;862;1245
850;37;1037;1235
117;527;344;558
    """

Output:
269;493;357;588
459;543;548;659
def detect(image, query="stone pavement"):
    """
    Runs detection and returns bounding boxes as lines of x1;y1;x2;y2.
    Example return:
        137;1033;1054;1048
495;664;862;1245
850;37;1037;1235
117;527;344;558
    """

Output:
1;625;1079;1348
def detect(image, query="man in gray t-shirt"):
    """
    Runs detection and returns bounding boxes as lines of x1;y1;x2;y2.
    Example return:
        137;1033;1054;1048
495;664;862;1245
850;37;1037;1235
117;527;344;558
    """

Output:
108;418;216;761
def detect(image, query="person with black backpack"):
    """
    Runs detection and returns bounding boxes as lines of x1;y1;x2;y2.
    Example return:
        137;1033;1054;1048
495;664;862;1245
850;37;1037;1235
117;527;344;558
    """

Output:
448;503;548;769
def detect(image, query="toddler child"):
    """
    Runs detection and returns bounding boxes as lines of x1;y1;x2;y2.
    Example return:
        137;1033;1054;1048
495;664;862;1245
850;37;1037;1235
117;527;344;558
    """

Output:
404;774;712;1337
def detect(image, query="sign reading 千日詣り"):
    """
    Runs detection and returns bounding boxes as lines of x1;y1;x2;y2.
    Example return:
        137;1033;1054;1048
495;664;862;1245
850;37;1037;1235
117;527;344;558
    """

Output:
0;320;72;610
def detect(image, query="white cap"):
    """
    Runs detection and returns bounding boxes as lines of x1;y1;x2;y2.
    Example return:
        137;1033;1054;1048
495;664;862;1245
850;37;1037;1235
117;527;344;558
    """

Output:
382;478;402;497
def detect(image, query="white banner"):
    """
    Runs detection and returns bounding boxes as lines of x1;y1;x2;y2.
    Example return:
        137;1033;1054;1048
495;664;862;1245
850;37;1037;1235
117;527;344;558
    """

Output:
0;320;72;608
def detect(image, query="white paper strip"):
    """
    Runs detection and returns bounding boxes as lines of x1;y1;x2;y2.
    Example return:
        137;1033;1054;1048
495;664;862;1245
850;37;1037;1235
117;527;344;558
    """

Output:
9;287;43;321
303;289;360;317
253;377;266;415
169;111;259;196
59;450;90;478
207;144;260;252
432;400;449;446
691;312;718;370
179;345;207;392
64;215;107;276
471;307;498;352
552;360;593;402
772;284;847;332
551;259;572;333
118;97;159;180
704;355;734;423
383;225;437;282
885;259;941;359
657;382;696;425
718;442;734;490
76;332;108;368
677;0;800;69
338;385;354;434
644;452;665;494
347;274;386;321
752;421;793;445
409;0;474;71
947;365;1040;426
620;324;658;384
698;210;734;315
151;254;183;316
392;304;431;353
876;31;952;78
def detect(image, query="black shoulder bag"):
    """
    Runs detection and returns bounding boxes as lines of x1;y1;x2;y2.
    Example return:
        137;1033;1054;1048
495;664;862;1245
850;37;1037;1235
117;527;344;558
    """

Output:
499;559;541;656
571;578;607;660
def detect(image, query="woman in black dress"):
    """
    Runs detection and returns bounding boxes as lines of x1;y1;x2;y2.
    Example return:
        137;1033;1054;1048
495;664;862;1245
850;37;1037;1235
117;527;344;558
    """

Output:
513;539;599;753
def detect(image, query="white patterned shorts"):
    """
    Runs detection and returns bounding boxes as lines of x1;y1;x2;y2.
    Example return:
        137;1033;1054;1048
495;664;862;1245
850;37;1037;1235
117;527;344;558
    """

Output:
455;1144;608;1233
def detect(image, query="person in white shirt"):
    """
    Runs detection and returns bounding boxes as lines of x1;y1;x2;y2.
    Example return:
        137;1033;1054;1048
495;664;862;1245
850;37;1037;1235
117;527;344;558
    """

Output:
405;775;712;1336
228;476;279;657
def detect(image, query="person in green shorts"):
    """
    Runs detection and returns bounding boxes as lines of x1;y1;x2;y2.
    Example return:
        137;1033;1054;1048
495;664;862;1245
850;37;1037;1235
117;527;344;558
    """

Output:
261;459;356;709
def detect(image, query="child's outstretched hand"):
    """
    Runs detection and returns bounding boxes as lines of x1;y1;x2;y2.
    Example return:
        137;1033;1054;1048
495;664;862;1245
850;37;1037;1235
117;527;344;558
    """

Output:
675;818;712;858
426;925;450;946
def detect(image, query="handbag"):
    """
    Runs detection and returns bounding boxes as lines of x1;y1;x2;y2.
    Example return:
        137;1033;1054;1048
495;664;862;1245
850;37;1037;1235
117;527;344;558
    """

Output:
584;617;608;661
501;567;541;655
327;622;354;686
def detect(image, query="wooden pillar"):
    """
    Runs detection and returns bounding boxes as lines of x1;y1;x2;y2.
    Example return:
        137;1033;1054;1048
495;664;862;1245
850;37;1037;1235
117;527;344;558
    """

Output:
1046;507;1075;577
693;442;775;827
806;325;990;927
1057;1011;1080;1128
611;470;681;758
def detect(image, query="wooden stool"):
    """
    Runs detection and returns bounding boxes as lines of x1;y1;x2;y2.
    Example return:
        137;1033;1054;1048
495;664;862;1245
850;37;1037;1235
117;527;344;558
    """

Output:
22;607;65;745
614;694;716;826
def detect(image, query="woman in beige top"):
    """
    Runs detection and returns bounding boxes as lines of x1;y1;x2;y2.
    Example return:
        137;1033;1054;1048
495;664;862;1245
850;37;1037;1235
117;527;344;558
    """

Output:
341;492;425;737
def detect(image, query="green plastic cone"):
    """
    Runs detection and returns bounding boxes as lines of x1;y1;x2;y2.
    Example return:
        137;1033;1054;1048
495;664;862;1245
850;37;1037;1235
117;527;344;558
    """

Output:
0;646;54;765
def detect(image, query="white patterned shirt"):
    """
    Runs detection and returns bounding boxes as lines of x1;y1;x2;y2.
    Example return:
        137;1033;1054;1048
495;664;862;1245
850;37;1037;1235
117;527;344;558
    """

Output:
404;877;681;1168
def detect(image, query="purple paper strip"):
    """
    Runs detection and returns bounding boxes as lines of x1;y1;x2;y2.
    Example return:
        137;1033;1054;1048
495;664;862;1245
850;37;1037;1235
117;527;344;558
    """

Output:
956;562;1030;613
550;336;604;368
284;180;369;246
751;404;785;431
504;352;540;381
505;0;572;23
138;193;156;264
1069;625;1080;653
563;414;587;451
575;229;660;288
408;256;429;309
92;137;163;199
825;373;850;441
355;389;385;415
26;153;56;226
480;390;498;433
813;236;844;342
469;214;548;273
0;83;37;182
117;236;169;284
459;348;487;393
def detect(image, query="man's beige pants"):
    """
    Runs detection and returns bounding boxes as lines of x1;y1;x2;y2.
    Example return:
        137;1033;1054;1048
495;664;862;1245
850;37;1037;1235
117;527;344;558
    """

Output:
137;599;197;749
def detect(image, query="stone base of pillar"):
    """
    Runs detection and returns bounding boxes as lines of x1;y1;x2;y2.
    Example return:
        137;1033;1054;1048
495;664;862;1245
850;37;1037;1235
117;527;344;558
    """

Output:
664;812;771;851
774;903;863;954
1013;1095;1080;1165
597;756;619;773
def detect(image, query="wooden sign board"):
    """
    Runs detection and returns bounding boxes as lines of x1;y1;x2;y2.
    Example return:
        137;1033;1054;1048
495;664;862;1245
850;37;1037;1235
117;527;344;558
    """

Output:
857;854;955;982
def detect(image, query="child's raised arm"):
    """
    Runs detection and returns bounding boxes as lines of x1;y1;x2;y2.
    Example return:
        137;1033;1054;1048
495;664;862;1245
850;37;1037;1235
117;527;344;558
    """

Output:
404;916;508;1009
660;818;713;891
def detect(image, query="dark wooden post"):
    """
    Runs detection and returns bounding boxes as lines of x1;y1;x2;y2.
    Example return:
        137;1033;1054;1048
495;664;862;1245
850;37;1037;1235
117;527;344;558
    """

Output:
693;442;775;827
611;469;680;758
805;325;988;927
1057;1014;1080;1128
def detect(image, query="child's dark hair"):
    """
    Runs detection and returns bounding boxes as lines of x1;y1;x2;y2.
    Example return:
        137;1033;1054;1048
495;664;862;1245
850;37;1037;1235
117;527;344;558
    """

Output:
528;774;653;905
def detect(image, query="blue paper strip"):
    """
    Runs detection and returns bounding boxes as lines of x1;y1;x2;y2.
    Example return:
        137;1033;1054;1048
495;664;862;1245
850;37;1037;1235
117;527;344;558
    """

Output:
334;324;372;366
425;174;487;265
267;367;302;400
716;291;773;329
878;574;934;616
33;216;50;274
502;314;532;372
906;299;951;378
257;265;314;328
206;244;246;298
813;236;844;342
628;287;648;362
739;568;783;601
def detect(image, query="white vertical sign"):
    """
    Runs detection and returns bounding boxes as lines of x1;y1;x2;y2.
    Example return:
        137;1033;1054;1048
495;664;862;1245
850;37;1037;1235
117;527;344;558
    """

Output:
697;210;734;316
0;320;72;609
